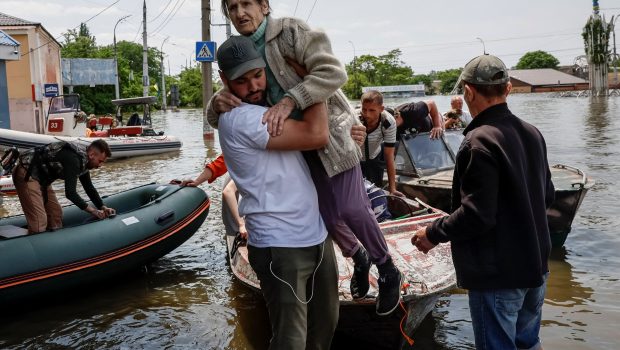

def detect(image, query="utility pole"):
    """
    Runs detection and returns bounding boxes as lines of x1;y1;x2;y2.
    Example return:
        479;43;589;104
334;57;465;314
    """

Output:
613;14;619;87
348;41;358;97
142;0;149;97
114;15;131;100
160;37;169;111
201;0;213;116
213;18;232;39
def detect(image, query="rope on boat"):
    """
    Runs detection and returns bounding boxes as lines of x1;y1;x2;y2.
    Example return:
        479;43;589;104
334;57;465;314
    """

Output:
399;300;415;346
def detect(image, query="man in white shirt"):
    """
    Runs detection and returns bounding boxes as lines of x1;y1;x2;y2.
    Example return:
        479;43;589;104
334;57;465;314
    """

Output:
216;35;338;350
444;95;473;129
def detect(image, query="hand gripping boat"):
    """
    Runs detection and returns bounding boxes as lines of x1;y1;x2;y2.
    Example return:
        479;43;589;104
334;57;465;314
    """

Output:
0;183;210;303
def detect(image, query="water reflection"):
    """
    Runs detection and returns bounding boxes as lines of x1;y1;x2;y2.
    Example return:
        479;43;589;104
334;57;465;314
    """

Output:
1;98;620;349
546;248;594;307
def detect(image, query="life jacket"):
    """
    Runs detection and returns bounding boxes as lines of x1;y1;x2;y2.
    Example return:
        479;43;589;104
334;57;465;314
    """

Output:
19;141;88;187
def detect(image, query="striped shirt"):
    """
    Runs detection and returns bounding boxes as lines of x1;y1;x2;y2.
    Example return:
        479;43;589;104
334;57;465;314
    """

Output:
362;111;397;160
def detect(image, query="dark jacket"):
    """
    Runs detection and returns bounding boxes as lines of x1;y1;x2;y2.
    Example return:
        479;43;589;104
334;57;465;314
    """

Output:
18;142;104;210
426;103;554;290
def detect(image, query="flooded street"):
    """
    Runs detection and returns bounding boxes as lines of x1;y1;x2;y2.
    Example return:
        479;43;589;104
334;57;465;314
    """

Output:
1;94;619;349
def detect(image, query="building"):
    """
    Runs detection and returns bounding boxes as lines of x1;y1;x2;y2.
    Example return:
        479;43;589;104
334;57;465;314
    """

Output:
362;84;425;98
0;12;62;133
0;29;20;129
509;69;589;93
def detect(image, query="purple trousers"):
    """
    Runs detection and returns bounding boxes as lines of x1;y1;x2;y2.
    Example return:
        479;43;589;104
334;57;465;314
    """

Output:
303;151;390;265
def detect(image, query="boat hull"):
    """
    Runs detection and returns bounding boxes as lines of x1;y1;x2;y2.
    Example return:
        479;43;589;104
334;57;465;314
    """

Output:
0;183;210;303
223;187;457;341
0;128;182;159
396;164;594;248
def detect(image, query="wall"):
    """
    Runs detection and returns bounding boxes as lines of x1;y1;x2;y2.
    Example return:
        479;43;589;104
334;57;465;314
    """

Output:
4;27;61;133
5;31;33;131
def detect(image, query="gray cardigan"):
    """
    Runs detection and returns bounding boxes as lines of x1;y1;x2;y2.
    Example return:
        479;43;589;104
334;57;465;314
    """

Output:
207;16;361;177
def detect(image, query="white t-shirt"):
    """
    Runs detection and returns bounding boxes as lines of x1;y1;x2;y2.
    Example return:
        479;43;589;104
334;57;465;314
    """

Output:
461;110;473;126
218;103;327;248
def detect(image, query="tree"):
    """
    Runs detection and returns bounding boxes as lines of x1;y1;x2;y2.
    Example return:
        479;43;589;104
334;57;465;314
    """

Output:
516;51;560;69
343;49;415;99
62;23;98;59
436;69;462;94
178;66;203;107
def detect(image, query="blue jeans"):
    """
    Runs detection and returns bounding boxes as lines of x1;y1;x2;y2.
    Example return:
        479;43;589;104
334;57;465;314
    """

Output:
468;273;549;350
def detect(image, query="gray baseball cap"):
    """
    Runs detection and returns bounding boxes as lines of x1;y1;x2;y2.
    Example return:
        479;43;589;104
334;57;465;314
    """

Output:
458;54;510;86
216;36;266;80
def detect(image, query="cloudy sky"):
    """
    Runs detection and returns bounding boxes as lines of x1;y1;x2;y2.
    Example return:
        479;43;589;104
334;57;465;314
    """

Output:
1;0;618;76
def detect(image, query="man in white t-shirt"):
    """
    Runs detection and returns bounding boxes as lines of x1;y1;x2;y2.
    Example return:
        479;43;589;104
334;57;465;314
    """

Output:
216;35;339;349
444;95;473;129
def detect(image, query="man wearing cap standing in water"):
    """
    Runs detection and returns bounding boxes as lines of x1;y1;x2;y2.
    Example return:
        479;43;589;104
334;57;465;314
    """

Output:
411;54;555;350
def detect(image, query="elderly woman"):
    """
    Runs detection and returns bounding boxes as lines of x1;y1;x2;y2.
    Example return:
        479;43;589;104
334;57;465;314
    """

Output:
206;0;404;346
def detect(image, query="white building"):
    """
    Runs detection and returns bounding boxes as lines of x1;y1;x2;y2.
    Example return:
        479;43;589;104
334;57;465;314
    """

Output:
362;84;425;98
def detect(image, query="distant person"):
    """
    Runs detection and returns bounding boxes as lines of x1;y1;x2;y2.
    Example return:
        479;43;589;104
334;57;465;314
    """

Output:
215;35;338;349
13;140;116;234
359;90;403;197
444;95;473;129
127;113;142;126
411;54;555;350
394;100;444;138
207;0;404;317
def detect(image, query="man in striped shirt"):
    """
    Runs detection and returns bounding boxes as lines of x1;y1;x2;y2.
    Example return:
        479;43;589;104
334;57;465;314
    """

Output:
359;90;403;197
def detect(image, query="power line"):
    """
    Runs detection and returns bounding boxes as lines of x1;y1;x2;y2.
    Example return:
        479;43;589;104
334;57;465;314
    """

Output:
293;0;300;16
151;0;188;36
151;0;182;32
21;0;120;57
306;0;319;22
149;0;175;23
133;20;143;42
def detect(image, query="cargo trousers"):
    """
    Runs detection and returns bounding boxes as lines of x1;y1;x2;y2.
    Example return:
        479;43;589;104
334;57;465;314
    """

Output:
248;236;339;350
13;165;63;234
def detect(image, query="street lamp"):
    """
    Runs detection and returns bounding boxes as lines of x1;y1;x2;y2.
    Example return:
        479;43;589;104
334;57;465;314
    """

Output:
160;37;169;111
476;37;487;55
348;40;358;96
113;15;131;100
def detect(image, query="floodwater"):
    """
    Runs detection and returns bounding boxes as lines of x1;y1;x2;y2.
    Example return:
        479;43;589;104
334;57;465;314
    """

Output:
0;94;618;349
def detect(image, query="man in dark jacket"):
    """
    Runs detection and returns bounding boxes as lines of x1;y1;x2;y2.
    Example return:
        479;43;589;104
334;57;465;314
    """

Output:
13;139;115;234
411;54;555;350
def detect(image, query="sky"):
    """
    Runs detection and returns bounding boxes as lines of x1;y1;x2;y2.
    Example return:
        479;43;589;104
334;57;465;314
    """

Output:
1;0;619;77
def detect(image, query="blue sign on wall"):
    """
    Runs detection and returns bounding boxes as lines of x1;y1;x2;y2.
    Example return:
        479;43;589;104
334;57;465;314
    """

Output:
44;83;59;97
195;41;216;62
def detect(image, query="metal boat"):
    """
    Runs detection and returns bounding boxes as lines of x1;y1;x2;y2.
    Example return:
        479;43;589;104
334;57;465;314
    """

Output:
222;179;457;347
394;130;594;248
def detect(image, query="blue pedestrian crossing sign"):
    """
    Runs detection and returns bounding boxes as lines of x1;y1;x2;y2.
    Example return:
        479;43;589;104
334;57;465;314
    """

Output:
195;41;216;62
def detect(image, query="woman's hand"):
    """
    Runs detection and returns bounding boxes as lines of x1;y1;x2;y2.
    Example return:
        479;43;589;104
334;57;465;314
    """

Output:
262;97;295;136
350;125;367;146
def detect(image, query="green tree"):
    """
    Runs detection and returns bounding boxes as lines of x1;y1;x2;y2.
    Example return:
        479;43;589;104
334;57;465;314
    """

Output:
178;66;203;107
62;24;98;58
412;74;435;95
60;23;214;113
516;50;560;69
436;68;462;94
343;49;415;99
